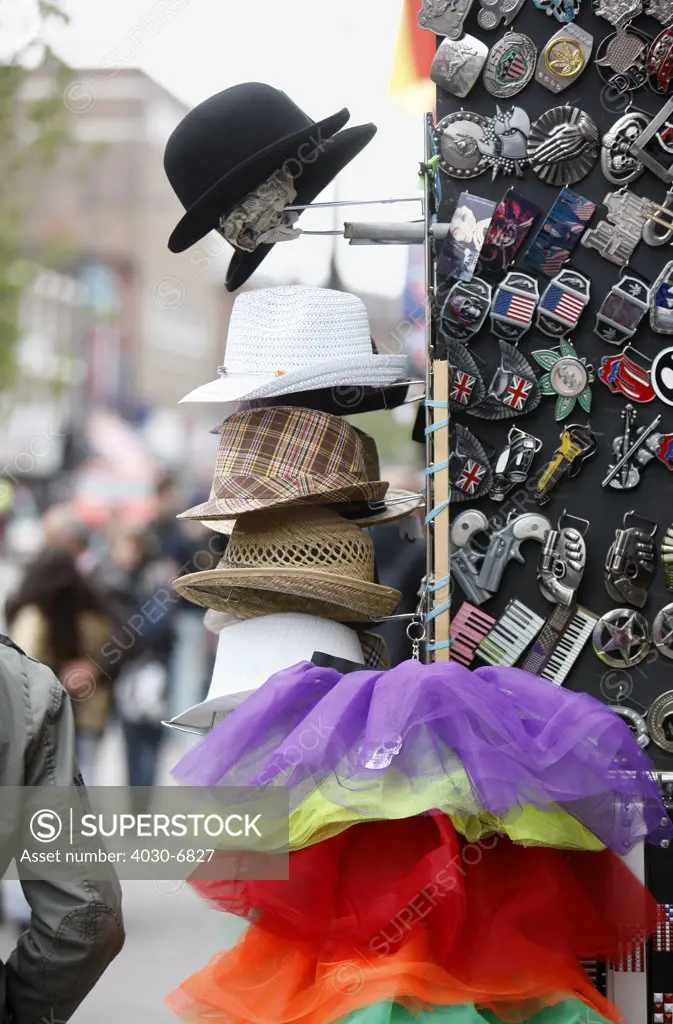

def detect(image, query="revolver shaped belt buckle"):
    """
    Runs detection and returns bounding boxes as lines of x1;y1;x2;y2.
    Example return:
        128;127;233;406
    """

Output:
537;511;589;606
605;511;658;608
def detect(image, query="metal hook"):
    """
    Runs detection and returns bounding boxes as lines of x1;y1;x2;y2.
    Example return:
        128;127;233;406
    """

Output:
283;197;423;212
643;186;673;247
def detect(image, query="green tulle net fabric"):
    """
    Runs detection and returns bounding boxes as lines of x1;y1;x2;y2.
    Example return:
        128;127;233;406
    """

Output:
288;788;605;852
344;1001;610;1024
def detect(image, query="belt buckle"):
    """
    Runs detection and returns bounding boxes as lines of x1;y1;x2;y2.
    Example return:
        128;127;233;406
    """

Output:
537;268;591;337
535;23;594;93
490;271;540;342
594;275;650;345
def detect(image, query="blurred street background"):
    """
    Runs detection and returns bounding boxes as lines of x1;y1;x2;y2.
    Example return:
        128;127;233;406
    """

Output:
0;0;428;1018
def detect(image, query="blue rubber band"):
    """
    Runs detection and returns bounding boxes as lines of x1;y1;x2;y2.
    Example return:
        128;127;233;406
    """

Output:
426;634;450;651
425;460;450;476
426;599;451;621
425;498;450;524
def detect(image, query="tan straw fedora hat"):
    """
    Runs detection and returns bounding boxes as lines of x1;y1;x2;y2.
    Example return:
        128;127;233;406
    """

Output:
179;406;388;522
201;427;423;536
172;506;401;623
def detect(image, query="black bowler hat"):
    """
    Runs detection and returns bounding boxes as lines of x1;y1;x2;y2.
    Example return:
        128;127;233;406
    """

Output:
164;82;377;291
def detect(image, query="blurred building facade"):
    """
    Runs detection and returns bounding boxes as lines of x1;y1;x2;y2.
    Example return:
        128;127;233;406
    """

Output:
2;66;232;498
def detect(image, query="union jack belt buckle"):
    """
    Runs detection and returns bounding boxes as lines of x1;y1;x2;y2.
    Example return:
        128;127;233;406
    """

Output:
450;423;493;502
490;271;539;343
598;347;655;403
536;269;590;338
594;275;650;345
439;278;492;342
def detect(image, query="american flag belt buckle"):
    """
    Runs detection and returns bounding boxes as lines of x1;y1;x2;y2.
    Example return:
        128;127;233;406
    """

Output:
490;271;539;342
536;268;590;337
594;275;651;345
439;278;492;342
523;187;596;276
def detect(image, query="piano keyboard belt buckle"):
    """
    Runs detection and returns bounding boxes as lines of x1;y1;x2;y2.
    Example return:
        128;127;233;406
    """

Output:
449;603;497;667
476;600;545;667
521;605;598;684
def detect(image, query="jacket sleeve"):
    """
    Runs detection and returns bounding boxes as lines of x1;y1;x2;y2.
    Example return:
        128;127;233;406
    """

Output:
4;656;125;1024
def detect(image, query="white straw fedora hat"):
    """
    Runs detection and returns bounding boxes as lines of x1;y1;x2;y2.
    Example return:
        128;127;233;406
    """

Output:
164;612;365;734
178;286;408;404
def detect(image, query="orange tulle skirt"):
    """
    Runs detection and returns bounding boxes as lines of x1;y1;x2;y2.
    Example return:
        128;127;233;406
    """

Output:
169;826;656;1024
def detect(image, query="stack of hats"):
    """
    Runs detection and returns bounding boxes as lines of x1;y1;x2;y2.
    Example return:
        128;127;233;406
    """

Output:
162;84;673;1024
165;283;421;734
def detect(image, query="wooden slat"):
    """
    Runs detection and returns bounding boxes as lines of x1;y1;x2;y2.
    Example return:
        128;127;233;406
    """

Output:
430;359;450;661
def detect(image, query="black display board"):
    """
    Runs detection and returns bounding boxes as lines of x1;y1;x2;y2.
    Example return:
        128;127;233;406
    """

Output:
436;1;673;770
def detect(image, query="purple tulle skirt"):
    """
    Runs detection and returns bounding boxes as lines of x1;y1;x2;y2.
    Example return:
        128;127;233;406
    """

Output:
172;659;671;853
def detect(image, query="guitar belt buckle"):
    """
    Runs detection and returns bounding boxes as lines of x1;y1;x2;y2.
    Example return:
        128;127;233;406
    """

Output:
594;275;651;345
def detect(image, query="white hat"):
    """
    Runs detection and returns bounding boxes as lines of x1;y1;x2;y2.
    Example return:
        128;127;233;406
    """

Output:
179;285;408;404
164;612;364;734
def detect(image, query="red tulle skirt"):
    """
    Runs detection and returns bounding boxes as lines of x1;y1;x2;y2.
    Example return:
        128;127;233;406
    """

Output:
189;816;653;958
172;820;656;1024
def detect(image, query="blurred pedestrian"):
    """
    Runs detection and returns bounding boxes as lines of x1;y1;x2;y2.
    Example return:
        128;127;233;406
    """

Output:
5;547;115;780
149;472;215;720
102;522;176;812
41;502;91;567
0;631;124;1022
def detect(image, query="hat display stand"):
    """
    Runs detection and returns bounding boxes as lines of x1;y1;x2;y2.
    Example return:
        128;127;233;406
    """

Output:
162;74;673;1024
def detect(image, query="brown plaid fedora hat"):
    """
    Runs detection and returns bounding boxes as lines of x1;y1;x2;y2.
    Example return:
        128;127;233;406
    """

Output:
179;406;388;521
172;506;401;623
200;427;423;535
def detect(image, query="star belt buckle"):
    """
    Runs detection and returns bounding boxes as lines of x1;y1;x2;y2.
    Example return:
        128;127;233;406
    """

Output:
490;271;539;342
439;278;492;342
594;275;651;345
536;269;590;337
